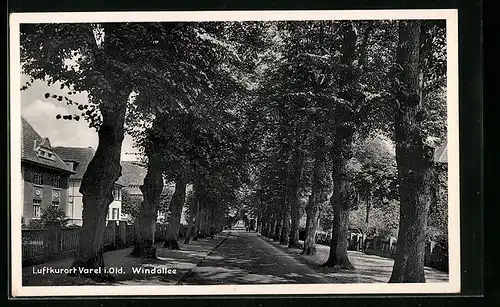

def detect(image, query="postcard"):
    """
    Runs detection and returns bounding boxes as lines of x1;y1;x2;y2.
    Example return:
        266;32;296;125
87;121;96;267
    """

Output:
9;9;459;297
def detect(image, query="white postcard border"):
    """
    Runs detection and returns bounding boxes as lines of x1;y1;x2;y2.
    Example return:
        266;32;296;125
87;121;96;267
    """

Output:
9;9;460;297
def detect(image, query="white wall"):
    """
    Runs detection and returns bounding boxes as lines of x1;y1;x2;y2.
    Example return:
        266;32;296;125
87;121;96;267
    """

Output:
66;179;124;226
67;179;83;226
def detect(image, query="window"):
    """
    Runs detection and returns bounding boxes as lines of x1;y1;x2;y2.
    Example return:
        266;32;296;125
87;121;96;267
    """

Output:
33;200;41;219
38;149;55;160
53;175;60;188
52;201;59;207
33;171;43;185
112;208;119;220
112;188;120;200
66;162;74;170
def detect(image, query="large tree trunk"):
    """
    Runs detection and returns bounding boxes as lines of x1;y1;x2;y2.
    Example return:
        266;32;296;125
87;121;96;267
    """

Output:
69;101;127;281
192;164;202;241
185;162;199;244
389;20;435;283
323;128;355;269
197;203;207;239
279;172;291;245
183;200;196;244
324;190;354;269
279;210;291;245
130;153;164;258
163;175;187;249
203;206;211;238
303;137;328;255
273;217;282;241
193;203;201;240
288;145;305;248
321;21;363;269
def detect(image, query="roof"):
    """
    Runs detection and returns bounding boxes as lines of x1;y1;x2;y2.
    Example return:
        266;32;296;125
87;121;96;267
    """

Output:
120;161;147;186
434;141;448;164
21;117;74;174
53;146;126;186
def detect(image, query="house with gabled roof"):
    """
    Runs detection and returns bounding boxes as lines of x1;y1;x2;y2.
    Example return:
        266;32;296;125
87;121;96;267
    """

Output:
21;117;74;224
119;161;188;225
53;146;126;226
120;161;147;198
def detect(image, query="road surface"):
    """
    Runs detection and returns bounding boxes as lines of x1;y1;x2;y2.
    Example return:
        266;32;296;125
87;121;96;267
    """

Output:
181;230;334;284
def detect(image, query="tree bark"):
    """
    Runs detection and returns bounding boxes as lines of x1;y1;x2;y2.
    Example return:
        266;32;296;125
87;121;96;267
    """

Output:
279;211;291;245
130;153;164;258
185;162;199;244
184;200;196;244
198;203;207;239
323;130;355;269
69;100;127;282
273;217;282;241
365;190;372;224
163;175;187;249
288;145;305;248
303;137;328;255
321;21;362;269
389;20;435;283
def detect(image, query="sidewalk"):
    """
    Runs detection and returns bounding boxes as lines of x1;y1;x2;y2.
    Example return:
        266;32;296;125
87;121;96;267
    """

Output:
22;232;229;286
258;234;450;283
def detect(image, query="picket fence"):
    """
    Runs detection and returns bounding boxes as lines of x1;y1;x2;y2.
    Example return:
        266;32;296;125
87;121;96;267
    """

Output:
21;222;179;267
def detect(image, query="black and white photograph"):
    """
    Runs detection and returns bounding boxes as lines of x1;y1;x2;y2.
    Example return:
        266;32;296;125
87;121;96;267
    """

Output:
9;10;459;296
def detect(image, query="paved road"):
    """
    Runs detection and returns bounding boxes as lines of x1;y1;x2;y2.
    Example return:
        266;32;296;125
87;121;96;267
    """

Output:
181;230;334;284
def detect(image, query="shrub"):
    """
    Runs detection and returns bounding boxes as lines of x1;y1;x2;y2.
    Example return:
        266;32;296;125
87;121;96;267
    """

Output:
25;206;69;229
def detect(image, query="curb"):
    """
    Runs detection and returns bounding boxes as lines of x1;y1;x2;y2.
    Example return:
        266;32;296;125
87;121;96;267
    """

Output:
176;233;230;285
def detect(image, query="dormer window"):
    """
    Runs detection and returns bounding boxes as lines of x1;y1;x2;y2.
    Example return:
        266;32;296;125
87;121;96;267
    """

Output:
34;138;55;161
36;148;55;161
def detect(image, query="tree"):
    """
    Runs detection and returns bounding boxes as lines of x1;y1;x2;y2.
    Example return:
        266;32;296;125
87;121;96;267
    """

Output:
321;21;366;269
130;146;166;258
21;22;248;279
121;189;141;223
20;23;172;279
388;20;446;283
163;176;187;249
350;134;398;231
302;137;331;255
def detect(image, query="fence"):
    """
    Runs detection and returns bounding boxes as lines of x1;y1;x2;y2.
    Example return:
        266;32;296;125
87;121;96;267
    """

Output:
303;227;448;273
363;235;448;273
363;236;397;258
21;221;180;267
59;228;80;252
22;229;46;261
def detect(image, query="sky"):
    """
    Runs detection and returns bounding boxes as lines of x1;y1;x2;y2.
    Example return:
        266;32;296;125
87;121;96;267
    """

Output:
20;75;140;161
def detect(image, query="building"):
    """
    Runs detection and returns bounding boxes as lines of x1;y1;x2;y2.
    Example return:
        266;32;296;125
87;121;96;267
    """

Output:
53;146;126;226
120;161;188;224
120;161;147;199
21;117;74;224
